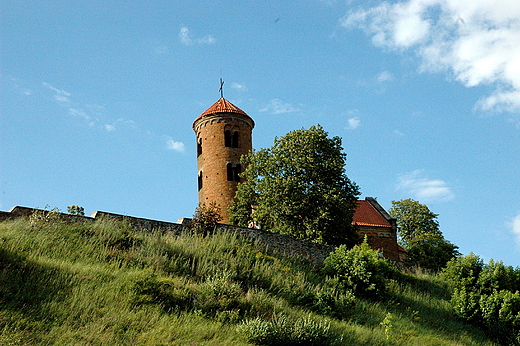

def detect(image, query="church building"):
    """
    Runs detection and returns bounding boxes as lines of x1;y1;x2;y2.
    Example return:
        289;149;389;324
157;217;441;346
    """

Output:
192;97;254;222
193;95;399;261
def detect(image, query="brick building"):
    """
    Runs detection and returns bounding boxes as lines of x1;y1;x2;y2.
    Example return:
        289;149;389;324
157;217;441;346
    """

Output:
192;97;254;223
193;96;400;260
352;197;400;261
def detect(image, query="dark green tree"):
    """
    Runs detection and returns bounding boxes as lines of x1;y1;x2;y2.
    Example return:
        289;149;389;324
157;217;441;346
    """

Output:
229;125;360;247
67;205;85;216
192;202;223;236
389;198;441;247
406;232;460;271
389;198;459;270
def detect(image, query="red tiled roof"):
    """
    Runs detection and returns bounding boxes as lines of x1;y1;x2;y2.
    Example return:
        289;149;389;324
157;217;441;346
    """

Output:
352;200;392;228
194;98;250;123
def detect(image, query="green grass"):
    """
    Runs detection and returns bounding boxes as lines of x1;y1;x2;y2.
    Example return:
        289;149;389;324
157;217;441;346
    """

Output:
0;217;497;345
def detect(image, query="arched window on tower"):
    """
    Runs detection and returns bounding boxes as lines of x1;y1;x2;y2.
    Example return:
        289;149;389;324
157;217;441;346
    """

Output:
225;130;240;148
232;131;239;148
198;171;203;190
197;138;202;157
227;163;242;182
224;130;232;147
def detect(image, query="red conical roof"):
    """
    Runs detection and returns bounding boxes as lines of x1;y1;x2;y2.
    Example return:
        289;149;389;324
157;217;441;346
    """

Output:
194;98;250;123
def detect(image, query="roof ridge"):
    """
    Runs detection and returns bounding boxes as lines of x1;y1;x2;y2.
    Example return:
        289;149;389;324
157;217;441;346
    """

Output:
196;97;249;120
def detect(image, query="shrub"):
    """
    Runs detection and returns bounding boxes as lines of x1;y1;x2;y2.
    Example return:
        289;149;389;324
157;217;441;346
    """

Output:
194;271;246;316
450;286;482;323
444;254;520;344
443;252;483;288
191;202;223;236
295;283;355;318
323;238;397;298
132;272;194;311
67;205;85;216
29;206;63;227
479;290;520;344
237;313;338;346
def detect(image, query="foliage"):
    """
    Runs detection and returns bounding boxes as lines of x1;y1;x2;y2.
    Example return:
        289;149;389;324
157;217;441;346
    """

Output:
237;313;338;346
389;198;441;246
67;205;85;216
323;238;399;298
229;125;360;247
444;254;520;344
390;199;459;270
29;206;63;226
191;201;223;236
406;232;460;272
380;312;395;341
0;217;498;346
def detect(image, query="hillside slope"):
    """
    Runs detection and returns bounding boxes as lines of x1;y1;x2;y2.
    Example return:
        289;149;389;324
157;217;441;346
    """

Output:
0;217;496;345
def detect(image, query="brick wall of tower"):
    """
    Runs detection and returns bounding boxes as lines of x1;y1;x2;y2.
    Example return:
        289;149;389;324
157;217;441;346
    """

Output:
193;113;253;222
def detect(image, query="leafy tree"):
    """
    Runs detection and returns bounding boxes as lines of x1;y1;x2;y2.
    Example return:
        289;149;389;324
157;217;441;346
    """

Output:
406;233;460;271
67;205;85;216
192;202;223;236
389;198;441;247
389;199;459;270
229;125;360;247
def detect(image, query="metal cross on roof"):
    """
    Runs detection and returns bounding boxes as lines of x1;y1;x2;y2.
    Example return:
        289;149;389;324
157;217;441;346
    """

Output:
219;78;224;98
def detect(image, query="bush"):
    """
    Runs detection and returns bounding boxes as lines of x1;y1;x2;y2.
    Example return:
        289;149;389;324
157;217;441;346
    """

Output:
132;272;194;311
443;253;483;288
194;271;246;317
444;254;520;344
237;313;338;346
191;202;223;236
67;205;85;216
323;238;398;298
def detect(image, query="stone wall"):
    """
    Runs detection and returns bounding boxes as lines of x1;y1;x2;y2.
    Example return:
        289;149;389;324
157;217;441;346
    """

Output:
194;113;254;223
0;206;333;264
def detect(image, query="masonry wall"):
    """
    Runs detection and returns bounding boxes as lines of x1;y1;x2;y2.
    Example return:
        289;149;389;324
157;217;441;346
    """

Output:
356;225;400;261
0;206;333;265
194;113;254;222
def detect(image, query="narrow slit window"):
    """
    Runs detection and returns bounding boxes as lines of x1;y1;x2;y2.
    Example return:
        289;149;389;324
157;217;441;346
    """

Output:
224;130;232;147
198;171;203;190
227;163;241;182
197;138;202;157
232;131;239;148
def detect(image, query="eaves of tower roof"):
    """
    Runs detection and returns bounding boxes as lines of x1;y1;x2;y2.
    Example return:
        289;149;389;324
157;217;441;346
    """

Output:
193;98;251;125
352;200;392;228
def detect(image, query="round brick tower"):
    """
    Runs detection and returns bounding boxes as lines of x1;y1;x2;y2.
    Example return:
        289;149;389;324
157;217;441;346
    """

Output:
192;97;254;223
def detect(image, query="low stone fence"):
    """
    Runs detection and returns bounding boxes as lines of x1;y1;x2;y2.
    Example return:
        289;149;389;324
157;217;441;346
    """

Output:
0;206;334;264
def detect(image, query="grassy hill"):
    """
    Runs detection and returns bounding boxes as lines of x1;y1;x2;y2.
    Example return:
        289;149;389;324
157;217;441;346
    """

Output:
0;216;496;345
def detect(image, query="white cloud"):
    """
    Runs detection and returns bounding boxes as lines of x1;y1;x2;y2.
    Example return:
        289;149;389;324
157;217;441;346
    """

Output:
346;117;361;129
42;82;71;104
104;124;116;132
179;27;216;46
394;129;405;136
510;212;520;245
342;0;520;113
166;139;185;152
231;82;247;91
260;99;300;114
377;70;394;84
41;81;185;154
397;169;455;203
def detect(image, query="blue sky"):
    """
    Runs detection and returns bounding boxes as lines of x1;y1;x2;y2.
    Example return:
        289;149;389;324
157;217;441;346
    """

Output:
1;0;519;266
